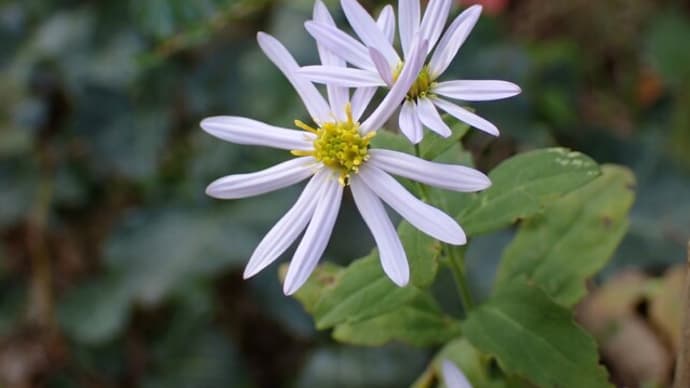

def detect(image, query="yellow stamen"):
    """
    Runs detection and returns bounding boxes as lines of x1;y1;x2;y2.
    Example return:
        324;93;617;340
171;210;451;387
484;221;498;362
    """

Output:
392;63;435;101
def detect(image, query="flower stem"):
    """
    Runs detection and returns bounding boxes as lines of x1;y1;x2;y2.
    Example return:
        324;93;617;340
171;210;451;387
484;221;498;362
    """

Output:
446;244;474;313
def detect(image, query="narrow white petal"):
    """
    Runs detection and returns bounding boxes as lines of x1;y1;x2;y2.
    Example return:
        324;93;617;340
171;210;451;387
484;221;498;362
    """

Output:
257;32;331;123
416;97;452;137
206;157;317;199
283;173;343;295
376;5;396;44
398;0;420;57
369;149;491;192
299;65;385;87
399;100;423;144
351;87;377;121
361;37;428;133
359;165;466;244
433;80;522;101
433;97;499;136
442;360;473;388
243;171;325;278
304;21;374;70
313;0;349;120
419;0;452;53
201;116;314;150
350;176;409;286
341;0;400;67
369;47;394;86
428;5;482;78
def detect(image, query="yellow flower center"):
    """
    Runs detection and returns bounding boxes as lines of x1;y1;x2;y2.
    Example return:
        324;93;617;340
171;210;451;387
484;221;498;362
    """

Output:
292;104;375;185
393;64;435;101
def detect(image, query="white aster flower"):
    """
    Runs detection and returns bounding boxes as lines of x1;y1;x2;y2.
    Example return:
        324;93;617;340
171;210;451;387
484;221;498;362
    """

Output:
202;4;490;295
301;0;521;143
442;360;473;388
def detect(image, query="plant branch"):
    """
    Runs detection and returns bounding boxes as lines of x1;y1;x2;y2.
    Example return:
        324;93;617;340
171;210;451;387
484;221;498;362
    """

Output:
445;245;474;314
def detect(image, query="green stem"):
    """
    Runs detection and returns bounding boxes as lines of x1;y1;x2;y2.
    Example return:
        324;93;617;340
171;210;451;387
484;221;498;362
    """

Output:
446;245;474;313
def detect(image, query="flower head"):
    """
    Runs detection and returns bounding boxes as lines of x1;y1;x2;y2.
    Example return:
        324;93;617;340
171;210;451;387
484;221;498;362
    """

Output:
202;4;490;295
301;0;521;143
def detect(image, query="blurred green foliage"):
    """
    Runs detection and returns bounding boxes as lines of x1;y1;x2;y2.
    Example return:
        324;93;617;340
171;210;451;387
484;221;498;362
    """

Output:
1;0;689;387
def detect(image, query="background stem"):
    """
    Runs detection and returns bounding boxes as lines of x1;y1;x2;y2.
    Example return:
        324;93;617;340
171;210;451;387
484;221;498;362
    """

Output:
446;245;474;314
674;240;690;388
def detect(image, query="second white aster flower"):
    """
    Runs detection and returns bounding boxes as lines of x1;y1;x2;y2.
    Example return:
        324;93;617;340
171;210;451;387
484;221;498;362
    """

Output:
202;5;490;295
301;0;521;143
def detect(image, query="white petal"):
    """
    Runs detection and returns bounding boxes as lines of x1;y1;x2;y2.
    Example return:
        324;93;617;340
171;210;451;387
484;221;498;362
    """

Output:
399;100;423;144
369;149;491;192
313;0;349;120
201;116;315;150
299;65;385;87
428;5;482;78
359;165;466;244
351;87;377;121
416;97;452;137
433;97;499;136
442;360;473;388
433;80;522;101
341;0;400;67
206;157;317;199
304;21;374;70
350;176;409;286
361;37;428;133
398;0;420;58
369;47;394;86
376;5;395;44
283;173;343;295
257;32;331;124
419;0;452;53
243;171;325;278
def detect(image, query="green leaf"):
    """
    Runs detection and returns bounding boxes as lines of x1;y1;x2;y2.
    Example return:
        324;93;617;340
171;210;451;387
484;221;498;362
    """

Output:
370;130;414;154
288;222;441;329
457;148;600;235
331;292;461;347
496;165;635;306
461;282;612;388
419;119;470;160
413;339;508;388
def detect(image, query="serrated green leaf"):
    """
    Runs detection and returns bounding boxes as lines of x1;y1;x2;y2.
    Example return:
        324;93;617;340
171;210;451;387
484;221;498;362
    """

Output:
461;282;612;388
332;292;461;347
289;222;441;329
497;165;635;306
457;148;601;235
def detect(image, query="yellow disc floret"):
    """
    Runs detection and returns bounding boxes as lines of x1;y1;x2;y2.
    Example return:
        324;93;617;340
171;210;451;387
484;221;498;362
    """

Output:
292;104;375;185
393;64;435;101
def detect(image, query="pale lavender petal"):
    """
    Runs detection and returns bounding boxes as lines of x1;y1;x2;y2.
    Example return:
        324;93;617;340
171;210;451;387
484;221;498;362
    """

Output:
442;360;473;388
433;80;522;101
351;87;377;121
433;97;499;136
299;65;385;87
399;100;423;144
201;116;314;151
359;165;466;244
313;0;349;119
341;0;399;66
416;97;452;137
350;176;409;286
369;149;491;192
206;157;317;199
304;21;374;70
419;0;452;53
243;171;325;278
398;0;420;58
361;37;428;133
428;5;482;78
257;32;331;123
283;172;343;295
369;47;394;86
376;5;395;44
